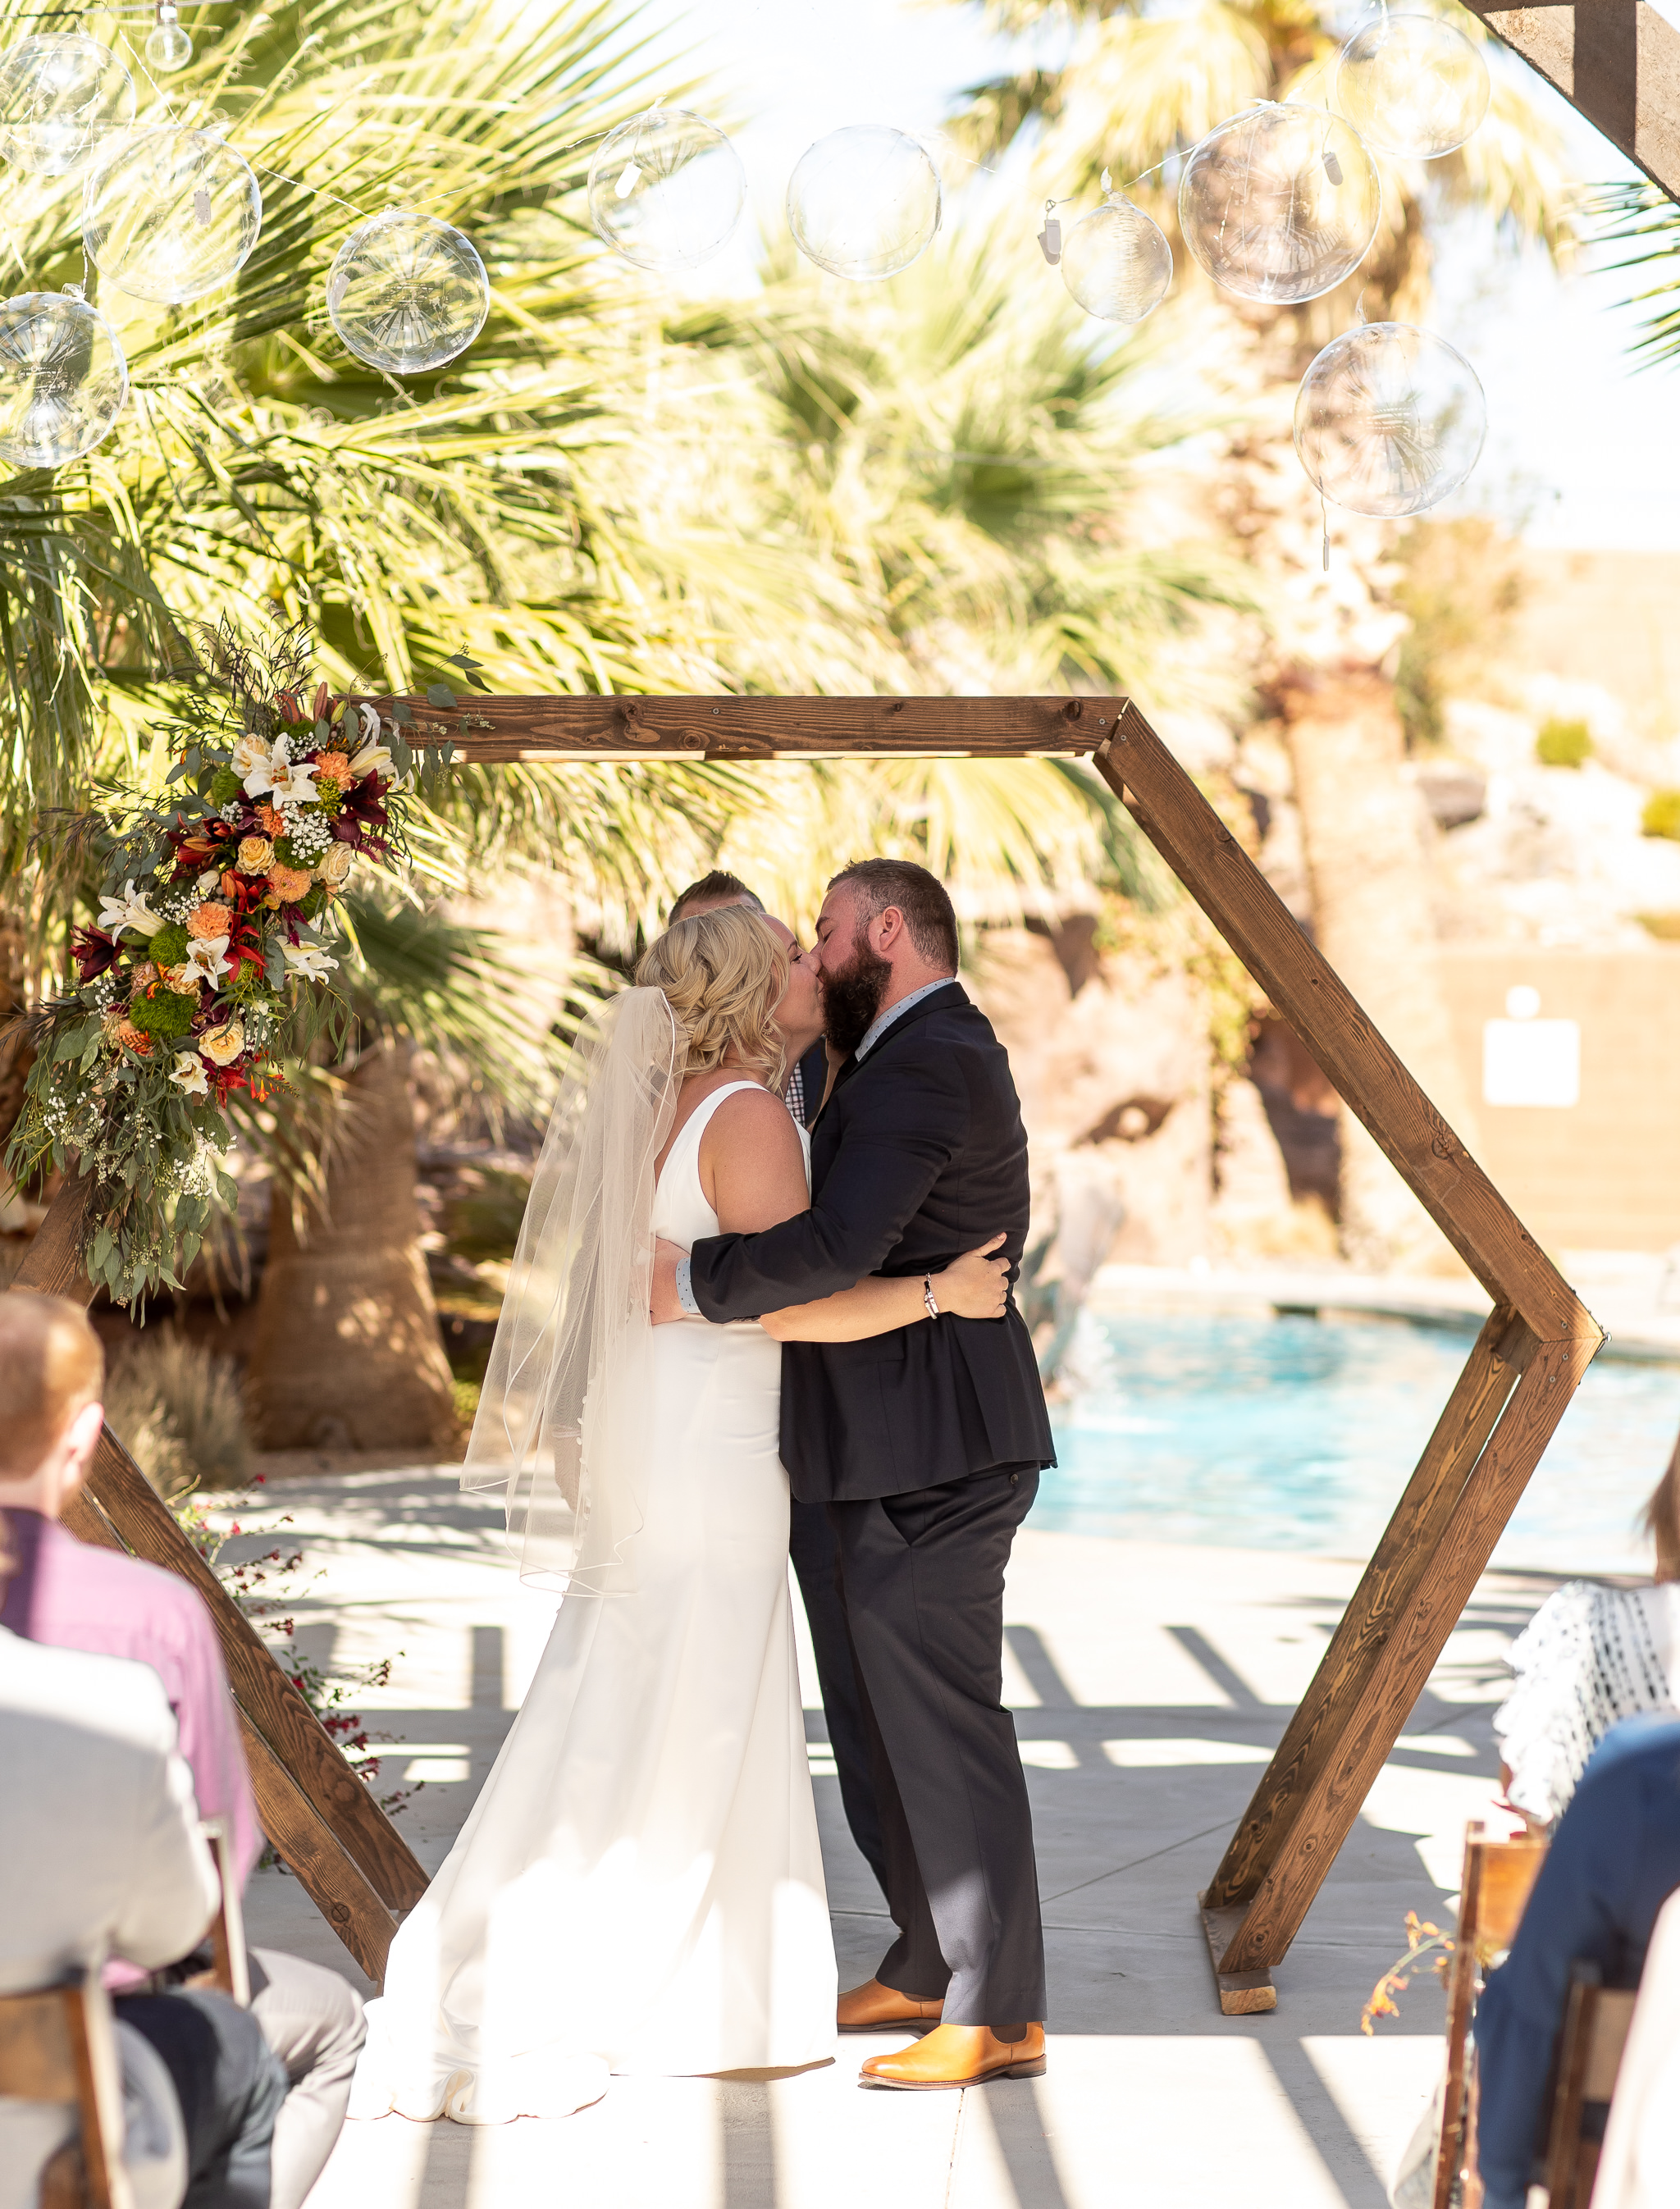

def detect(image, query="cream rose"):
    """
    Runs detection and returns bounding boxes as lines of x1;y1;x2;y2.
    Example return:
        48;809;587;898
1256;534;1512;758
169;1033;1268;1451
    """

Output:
317;843;354;889
159;962;203;997
199;1018;245;1067
236;835;275;874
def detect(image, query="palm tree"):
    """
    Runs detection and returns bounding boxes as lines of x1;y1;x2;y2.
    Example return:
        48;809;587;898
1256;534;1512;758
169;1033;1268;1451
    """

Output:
943;0;1577;1265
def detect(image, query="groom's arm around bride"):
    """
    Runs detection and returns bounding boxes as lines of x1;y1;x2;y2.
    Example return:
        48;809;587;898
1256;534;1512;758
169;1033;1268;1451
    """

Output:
655;859;1055;2088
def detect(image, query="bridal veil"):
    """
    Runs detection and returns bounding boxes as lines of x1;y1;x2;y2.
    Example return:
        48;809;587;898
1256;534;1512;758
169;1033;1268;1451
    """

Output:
461;986;682;1591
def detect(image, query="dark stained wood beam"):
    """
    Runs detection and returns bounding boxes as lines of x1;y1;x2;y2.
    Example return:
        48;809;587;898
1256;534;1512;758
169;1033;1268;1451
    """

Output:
1465;2;1680;202
1086;706;1604;2003
366;691;1116;761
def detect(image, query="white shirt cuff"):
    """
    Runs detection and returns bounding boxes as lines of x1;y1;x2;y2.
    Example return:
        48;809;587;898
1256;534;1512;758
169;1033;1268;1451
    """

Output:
675;1255;701;1317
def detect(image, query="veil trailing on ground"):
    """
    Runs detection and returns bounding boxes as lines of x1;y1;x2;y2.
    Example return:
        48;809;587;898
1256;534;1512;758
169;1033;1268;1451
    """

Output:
461;987;682;1592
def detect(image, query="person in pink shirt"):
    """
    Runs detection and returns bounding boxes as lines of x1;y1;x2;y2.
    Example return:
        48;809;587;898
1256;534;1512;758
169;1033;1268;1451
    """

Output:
0;1290;365;2209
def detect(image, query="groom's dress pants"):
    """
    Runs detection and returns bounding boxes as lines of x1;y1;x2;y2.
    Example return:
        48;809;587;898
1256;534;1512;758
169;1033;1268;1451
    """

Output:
829;1467;1047;2028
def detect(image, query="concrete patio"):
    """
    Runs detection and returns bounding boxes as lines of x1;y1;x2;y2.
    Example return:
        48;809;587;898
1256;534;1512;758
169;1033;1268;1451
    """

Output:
224;1467;1552;2209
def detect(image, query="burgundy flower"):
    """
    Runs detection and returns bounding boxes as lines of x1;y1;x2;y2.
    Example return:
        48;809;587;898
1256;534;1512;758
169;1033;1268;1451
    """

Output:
71;926;120;983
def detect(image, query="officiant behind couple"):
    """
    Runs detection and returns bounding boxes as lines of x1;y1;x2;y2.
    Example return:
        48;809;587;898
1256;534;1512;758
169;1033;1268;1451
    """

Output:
351;858;1054;2125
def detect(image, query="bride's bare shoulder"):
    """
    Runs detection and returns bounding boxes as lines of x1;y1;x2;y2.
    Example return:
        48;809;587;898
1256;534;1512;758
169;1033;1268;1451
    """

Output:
701;1083;808;1228
704;1083;801;1156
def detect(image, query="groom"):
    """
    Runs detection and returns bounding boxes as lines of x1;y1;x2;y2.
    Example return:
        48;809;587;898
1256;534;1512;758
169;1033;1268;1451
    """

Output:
654;859;1054;2088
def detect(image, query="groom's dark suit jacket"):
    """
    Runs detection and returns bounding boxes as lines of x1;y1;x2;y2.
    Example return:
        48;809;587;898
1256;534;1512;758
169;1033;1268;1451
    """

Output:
687;980;1054;1504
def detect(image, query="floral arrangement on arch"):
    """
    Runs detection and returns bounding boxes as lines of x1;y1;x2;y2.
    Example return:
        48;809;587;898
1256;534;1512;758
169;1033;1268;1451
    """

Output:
7;626;454;1306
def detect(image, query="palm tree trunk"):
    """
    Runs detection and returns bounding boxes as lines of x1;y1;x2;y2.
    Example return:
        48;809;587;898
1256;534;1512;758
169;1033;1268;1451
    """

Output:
1282;669;1483;1273
247;1038;457;1451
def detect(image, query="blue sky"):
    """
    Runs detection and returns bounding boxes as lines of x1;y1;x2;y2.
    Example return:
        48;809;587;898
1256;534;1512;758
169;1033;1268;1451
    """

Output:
636;0;1680;550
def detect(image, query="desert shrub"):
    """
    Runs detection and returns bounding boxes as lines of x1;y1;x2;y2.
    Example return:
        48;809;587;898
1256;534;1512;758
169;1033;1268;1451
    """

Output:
1641;791;1680;842
444;1168;533;1266
1536;719;1593;768
106;1332;251;1497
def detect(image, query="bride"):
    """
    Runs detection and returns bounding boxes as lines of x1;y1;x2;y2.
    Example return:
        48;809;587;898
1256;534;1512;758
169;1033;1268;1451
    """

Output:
351;903;1009;2122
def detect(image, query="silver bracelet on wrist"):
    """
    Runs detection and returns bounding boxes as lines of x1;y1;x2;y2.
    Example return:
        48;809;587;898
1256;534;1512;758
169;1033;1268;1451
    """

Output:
923;1273;940;1320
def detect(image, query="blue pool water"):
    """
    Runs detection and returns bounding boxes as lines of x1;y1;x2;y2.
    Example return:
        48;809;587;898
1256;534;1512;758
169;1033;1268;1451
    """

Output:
1043;1312;1680;1574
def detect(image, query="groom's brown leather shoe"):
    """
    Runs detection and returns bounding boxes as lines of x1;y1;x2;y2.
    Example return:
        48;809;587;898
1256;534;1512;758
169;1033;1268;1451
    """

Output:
860;2022;1047;2088
836;1979;945;2032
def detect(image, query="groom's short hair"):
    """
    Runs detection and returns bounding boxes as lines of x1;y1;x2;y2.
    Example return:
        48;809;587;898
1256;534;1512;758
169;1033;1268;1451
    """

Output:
829;860;958;973
669;870;764;924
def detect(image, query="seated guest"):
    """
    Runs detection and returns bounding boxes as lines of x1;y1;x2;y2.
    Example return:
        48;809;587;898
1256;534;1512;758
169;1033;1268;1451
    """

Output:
1474;1714;1680;2209
1495;1452;1680;1828
0;1290;365;2209
1591;1883;1680;2209
1;1563;281;2209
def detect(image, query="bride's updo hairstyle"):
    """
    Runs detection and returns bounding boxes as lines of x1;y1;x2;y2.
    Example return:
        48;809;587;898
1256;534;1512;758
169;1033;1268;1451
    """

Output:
636;904;788;1091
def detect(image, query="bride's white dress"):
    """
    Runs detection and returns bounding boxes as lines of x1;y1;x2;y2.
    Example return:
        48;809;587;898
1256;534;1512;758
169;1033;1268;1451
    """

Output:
352;1081;836;2122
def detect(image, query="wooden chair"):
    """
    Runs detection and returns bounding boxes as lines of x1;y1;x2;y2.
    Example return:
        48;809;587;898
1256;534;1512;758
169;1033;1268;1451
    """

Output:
0;1967;132;2209
1433;1819;1550;2209
1541;1962;1637;2209
197;1817;251;2008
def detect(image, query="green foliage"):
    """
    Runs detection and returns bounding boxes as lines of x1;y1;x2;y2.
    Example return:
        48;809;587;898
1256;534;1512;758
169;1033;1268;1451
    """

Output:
126;986;199;1041
1589;183;1680;367
444;1167;535;1266
1536;719;1593;769
1642;791;1680;842
1391;519;1525;751
107;1330;252;1498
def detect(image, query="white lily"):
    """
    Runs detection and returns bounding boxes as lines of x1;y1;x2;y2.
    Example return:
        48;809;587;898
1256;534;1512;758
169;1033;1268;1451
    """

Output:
346;737;392;782
283;942;339;981
170;1051;210;1098
183;935;232;987
96;880;166;939
356;702;381;742
245;731;317;805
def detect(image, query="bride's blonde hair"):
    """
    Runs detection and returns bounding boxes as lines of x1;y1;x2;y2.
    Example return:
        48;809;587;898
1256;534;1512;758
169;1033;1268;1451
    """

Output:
636;905;788;1090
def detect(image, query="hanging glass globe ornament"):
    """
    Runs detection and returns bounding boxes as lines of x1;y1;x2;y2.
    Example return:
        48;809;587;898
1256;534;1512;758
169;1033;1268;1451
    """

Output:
1060;170;1172;324
84;129;262;304
587;106;746;275
326;209;490;374
1294;321;1486;516
0;34;135;176
144;4;194;75
1179;103;1380;304
786;125;942;281
1335;13;1489;159
0;288;129;468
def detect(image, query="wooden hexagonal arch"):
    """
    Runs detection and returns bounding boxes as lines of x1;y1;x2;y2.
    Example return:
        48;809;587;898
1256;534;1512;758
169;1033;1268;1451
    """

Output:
20;693;1602;2004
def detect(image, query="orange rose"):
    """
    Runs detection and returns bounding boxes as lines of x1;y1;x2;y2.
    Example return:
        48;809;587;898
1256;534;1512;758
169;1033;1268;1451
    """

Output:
268;864;313;902
236;836;274;875
187;901;232;938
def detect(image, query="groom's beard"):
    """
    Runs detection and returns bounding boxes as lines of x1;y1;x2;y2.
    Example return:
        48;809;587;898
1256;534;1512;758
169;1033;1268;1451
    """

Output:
821;933;892;1057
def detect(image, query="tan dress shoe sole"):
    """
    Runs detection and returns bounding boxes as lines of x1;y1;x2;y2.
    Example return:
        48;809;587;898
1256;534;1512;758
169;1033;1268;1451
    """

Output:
860;2050;1047;2089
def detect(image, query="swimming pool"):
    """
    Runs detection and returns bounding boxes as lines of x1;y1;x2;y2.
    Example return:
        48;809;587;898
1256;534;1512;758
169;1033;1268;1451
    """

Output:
1042;1312;1680;1575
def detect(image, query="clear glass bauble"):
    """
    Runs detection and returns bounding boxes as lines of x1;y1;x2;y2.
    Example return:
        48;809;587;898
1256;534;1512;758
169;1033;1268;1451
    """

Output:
0;34;134;177
1061;192;1172;323
1179;103;1381;304
1335;13;1489;159
326;208;490;374
83;129;262;304
786;125;941;281
587;107;745;274
144;21;194;73
1294;321;1486;516
0;290;129;468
